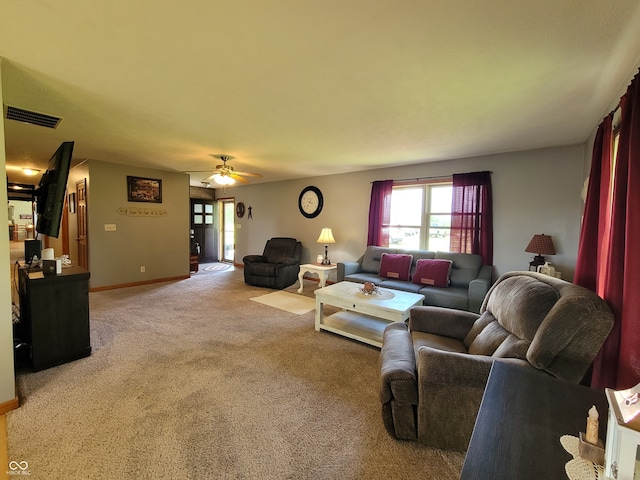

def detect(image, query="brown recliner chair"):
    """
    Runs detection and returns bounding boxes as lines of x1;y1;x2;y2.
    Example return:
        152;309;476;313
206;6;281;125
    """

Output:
243;237;302;289
379;271;614;451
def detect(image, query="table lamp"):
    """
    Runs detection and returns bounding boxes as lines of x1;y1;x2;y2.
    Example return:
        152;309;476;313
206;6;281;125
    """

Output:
317;228;336;265
525;234;556;270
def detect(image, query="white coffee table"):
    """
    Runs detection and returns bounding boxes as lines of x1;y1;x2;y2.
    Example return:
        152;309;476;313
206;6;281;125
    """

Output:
297;263;337;293
314;281;424;347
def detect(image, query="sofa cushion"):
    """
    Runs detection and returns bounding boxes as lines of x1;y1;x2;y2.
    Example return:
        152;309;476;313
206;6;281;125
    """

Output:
344;272;385;285
435;252;482;288
418;286;468;311
379;253;413;281
412;331;467;359
362;246;397;273
467;320;510;356
463;311;496;348
492;334;530;360
487;276;559;342
412;259;452;287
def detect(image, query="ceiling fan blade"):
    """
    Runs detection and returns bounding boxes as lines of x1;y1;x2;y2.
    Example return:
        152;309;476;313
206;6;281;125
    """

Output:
230;173;250;184
233;171;263;178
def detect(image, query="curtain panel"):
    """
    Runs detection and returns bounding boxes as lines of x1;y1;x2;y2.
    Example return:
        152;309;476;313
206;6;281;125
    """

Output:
367;180;393;247
450;171;493;265
576;69;640;389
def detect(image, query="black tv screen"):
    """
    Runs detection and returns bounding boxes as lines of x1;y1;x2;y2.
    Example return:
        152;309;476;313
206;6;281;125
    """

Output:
35;141;74;238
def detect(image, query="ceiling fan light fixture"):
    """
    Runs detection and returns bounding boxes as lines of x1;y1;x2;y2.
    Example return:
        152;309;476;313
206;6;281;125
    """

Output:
212;173;235;186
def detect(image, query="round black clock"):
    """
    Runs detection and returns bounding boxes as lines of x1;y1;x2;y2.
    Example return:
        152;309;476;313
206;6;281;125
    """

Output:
236;202;245;218
298;186;323;218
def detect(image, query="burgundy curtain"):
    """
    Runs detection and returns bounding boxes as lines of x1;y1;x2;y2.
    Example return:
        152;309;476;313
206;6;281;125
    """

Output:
367;180;393;246
450;171;493;265
574;115;613;294
576;70;640;390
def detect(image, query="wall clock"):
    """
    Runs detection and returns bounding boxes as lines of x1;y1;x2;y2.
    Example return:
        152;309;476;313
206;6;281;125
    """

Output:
236;202;245;218
298;186;323;218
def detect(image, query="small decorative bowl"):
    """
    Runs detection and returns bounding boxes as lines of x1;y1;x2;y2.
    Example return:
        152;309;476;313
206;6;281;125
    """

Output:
361;282;379;295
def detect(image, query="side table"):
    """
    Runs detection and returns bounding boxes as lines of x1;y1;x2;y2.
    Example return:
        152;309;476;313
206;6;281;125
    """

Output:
460;361;608;479
297;263;337;293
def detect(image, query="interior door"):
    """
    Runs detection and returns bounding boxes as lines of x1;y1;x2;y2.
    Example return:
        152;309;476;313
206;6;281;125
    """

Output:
76;179;89;270
190;199;218;263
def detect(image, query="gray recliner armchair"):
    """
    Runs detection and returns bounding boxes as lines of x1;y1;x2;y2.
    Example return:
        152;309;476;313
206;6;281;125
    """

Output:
243;237;302;289
379;271;614;451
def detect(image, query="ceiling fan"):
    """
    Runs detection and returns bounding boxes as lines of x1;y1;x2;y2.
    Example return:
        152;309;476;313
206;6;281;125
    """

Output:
195;155;263;186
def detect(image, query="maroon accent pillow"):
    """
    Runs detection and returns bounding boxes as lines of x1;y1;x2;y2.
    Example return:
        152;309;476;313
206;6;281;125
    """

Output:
412;259;453;288
379;253;413;281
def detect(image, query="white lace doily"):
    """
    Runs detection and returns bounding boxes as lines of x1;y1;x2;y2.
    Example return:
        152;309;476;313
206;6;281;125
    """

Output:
560;435;605;480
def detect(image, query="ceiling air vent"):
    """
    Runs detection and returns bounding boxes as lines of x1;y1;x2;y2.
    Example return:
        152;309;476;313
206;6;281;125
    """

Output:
5;105;62;129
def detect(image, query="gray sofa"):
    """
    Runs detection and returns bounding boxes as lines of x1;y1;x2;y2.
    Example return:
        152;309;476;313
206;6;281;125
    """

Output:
337;246;493;312
379;271;614;451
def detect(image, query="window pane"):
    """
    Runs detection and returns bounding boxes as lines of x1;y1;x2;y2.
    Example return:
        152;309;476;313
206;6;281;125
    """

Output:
430;185;452;212
429;214;451;228
389;227;420;250
194;204;203;213
193;214;203;224
428;228;450;251
390;188;423;225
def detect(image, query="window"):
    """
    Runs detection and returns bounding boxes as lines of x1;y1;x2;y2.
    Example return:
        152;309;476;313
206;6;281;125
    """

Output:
388;182;452;251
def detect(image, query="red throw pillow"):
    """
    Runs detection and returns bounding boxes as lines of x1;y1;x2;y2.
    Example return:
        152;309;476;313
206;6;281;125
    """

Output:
379;253;413;281
412;259;453;287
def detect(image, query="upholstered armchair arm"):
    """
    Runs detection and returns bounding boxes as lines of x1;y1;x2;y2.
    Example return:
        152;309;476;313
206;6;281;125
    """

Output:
379;323;419;440
415;347;495;450
243;254;265;264
468;264;493;313
337;260;361;282
275;257;299;267
408;306;480;341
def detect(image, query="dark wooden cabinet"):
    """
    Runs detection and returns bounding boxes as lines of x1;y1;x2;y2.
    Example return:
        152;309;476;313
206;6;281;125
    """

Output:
16;266;91;372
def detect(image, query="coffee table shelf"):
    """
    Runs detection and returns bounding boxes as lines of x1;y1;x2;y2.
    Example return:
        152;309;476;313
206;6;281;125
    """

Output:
314;281;424;348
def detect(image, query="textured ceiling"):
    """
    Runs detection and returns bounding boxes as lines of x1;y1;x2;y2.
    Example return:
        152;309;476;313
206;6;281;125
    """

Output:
2;1;640;187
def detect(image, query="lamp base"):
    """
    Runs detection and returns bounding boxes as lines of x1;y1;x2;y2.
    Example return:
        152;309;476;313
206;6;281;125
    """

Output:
322;245;331;265
529;255;546;271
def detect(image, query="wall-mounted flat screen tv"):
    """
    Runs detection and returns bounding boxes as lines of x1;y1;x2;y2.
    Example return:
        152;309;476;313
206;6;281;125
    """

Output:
35;141;74;238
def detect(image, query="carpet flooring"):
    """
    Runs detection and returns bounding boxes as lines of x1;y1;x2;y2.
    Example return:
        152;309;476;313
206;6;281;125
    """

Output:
7;269;464;479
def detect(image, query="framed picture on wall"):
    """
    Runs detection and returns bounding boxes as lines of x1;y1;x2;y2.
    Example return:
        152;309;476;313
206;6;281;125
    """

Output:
127;176;162;203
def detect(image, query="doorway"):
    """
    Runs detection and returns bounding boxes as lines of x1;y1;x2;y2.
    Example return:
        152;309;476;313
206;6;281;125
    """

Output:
220;199;235;263
190;199;218;263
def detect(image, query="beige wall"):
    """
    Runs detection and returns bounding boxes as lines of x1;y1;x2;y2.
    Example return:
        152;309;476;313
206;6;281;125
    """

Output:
0;60;16;406
228;144;585;282
78;160;191;289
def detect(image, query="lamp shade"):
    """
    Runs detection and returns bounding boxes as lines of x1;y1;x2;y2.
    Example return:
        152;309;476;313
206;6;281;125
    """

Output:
317;228;336;244
525;234;556;256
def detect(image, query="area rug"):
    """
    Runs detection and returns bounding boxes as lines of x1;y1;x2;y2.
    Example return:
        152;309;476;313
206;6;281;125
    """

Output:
250;290;316;314
202;263;231;272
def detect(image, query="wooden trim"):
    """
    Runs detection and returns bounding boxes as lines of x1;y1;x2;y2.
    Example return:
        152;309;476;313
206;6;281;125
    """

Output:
89;275;189;292
0;398;19;415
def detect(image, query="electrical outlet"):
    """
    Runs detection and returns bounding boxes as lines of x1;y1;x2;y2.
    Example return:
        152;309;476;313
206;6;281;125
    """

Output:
104;224;117;231
140;266;145;273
